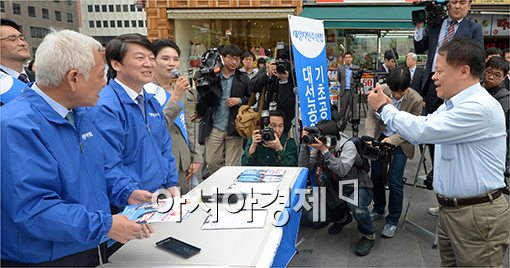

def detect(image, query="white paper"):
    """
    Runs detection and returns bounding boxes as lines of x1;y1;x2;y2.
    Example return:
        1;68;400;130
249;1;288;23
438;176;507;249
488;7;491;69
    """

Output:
202;210;267;230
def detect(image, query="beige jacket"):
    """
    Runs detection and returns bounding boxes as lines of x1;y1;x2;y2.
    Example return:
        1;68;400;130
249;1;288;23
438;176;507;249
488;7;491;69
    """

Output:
364;84;423;159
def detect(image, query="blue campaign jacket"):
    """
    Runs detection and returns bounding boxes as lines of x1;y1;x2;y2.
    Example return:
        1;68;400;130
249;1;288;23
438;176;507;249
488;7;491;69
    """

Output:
0;89;136;263
92;79;178;192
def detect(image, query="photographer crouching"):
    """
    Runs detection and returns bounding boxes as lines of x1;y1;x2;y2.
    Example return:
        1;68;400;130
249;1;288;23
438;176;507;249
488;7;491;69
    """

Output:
365;67;423;238
241;110;298;166
298;120;376;256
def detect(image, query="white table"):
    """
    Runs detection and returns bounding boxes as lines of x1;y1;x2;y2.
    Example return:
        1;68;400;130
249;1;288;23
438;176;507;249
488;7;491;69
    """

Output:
105;166;308;267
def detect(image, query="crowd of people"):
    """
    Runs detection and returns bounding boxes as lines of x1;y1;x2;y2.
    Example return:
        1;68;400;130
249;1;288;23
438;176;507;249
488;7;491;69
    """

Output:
1;0;509;265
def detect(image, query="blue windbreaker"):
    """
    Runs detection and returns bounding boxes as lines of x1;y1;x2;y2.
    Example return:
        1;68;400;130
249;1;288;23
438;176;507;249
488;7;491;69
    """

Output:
0;89;137;263
92;79;179;192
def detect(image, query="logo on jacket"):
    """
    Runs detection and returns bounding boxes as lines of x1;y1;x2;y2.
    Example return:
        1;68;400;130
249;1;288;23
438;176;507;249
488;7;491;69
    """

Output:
149;112;160;118
81;131;94;140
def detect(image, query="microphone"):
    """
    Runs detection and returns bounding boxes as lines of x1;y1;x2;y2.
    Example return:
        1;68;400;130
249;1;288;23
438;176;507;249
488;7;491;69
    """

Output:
171;69;180;79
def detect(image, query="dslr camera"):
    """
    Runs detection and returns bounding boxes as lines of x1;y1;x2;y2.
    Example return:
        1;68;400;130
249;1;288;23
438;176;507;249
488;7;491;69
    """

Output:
260;110;276;142
359;136;395;162
301;127;337;148
273;42;291;75
411;0;448;28
195;48;223;94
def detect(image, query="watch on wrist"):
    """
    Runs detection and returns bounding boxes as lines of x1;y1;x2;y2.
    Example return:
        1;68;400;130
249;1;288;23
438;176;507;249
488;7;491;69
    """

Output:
377;103;388;113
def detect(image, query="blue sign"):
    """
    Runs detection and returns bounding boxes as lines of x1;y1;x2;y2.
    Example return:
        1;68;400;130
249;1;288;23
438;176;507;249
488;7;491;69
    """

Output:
0;72;28;105
289;15;331;127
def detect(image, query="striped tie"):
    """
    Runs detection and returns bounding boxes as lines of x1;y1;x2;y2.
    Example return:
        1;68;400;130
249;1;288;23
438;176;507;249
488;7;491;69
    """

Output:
443;20;458;46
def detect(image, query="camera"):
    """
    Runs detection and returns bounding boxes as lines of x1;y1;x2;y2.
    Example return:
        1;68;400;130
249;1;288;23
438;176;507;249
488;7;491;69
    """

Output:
359;136;395;162
411;0;448;28
351;68;387;87
274;42;291;75
260;110;275;142
195;48;223;94
301;127;337;147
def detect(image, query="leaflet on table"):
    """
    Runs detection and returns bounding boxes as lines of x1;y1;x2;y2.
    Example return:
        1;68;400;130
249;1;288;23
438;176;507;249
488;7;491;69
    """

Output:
202;209;268;230
237;169;286;182
120;197;194;223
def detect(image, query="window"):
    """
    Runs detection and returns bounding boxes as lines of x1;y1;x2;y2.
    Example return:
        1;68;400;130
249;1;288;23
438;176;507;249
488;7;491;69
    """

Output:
28;6;35;17
96;21;101;28
117;20;122;27
124;20;129;27
122;4;128;12
115;4;121;12
89;21;94;28
110;20;115;27
54;0;60;2
131;20;136;27
30;27;50;39
130;5;135;12
55;11;61;21
101;5;106;12
87;5;92;12
1;1;4;13
137;7;143;12
108;5;113;12
103;21;108;28
66;13;73;23
66;0;71;6
94;5;99;12
42;8;49;19
138;20;144;28
12;3;20;15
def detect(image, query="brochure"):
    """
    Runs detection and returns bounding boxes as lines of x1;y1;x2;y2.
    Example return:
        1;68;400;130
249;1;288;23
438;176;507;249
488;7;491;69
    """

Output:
237;169;286;183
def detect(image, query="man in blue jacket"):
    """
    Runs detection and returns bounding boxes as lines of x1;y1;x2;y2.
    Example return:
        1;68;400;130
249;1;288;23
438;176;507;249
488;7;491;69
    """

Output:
93;33;180;201
1;30;153;266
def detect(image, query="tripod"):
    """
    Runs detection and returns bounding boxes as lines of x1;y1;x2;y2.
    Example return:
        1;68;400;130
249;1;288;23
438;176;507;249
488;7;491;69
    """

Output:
338;80;368;137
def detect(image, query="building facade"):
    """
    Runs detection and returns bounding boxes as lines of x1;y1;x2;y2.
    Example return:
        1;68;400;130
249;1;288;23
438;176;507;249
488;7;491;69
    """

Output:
1;0;79;56
78;0;148;45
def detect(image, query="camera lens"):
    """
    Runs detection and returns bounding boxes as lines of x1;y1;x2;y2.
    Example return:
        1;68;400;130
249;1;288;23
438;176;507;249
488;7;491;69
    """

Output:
276;64;286;74
302;135;313;145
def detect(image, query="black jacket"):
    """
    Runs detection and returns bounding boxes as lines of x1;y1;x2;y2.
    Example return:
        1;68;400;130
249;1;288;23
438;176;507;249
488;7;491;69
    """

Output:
487;84;510;176
196;69;250;142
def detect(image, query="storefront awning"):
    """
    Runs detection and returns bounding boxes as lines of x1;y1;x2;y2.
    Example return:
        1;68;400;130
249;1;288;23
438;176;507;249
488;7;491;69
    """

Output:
300;6;422;29
167;8;296;19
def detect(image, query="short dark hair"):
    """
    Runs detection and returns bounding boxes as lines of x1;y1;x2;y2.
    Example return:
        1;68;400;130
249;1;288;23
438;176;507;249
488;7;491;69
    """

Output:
438;37;485;79
384;49;397;61
152;38;180;57
315;120;340;139
241;51;256;61
269;110;286;122
106;33;153;79
221;44;242;58
485;47;503;58
343;51;353;57
0;18;22;33
387;67;411;92
486;56;509;75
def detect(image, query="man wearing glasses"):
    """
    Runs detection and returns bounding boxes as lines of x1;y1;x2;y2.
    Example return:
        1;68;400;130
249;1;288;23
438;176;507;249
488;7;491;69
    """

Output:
0;19;33;83
195;44;250;176
413;0;483;206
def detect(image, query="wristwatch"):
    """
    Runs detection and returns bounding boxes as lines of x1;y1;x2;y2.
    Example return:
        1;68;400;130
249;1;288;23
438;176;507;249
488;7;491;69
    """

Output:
377;103;388;114
321;148;329;155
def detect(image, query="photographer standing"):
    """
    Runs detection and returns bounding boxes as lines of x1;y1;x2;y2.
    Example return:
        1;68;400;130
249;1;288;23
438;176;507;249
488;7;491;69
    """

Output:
195;44;250;176
365;67;423;238
298;120;376;256
249;44;295;133
241;110;297;166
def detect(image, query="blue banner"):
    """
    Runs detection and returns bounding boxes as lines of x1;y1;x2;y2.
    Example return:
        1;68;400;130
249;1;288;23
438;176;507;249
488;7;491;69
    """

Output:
289;15;331;127
0;72;28;105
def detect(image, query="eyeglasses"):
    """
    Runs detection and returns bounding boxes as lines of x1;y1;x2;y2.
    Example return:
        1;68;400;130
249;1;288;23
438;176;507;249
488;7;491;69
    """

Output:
484;69;505;79
449;0;470;6
0;34;26;43
225;55;241;62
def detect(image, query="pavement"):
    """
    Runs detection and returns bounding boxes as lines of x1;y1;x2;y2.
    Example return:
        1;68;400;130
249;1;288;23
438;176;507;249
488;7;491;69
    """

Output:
288;118;510;267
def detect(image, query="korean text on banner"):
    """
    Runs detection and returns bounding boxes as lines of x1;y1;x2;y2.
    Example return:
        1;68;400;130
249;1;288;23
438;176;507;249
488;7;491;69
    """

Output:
289;15;331;127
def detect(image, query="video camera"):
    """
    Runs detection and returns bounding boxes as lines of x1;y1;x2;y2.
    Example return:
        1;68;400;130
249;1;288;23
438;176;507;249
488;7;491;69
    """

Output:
412;0;448;28
301;127;337;148
260;110;276;142
350;68;387;91
273;42;291;75
359;136;395;162
195;48;224;94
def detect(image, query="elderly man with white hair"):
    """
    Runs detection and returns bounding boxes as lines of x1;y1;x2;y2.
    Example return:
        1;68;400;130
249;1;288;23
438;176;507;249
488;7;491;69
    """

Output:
1;29;153;267
406;52;424;92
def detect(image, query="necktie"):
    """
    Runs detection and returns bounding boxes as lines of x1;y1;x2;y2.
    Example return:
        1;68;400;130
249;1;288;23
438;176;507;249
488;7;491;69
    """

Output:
65;111;75;128
135;94;145;119
443;20;458;46
17;73;30;83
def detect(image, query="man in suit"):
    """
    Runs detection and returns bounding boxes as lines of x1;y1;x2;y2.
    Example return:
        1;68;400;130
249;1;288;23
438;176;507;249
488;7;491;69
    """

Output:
337;52;359;122
376;50;397;74
0;19;34;83
406;52;424;92
414;0;483;115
